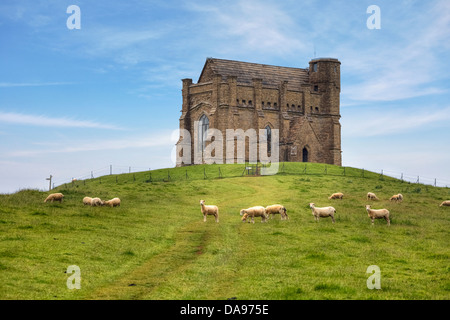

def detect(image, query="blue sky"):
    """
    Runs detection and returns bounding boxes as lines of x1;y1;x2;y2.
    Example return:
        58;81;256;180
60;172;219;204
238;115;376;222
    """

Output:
1;0;449;193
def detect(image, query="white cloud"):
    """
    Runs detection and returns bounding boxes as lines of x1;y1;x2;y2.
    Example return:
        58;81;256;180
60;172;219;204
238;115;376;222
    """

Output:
187;0;309;57
4;130;176;158
0;112;123;130
342;106;450;137
340;0;450;102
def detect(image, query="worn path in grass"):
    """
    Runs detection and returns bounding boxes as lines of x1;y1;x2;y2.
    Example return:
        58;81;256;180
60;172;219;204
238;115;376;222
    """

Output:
1;163;449;300
89;180;263;300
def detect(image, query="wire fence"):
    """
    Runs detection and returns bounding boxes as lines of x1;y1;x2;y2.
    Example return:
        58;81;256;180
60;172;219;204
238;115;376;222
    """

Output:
53;163;450;191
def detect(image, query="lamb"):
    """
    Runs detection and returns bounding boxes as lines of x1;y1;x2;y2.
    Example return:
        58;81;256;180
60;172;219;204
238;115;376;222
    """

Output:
439;200;450;207
365;205;390;226
265;204;288;220
44;193;64;203
91;197;104;207
240;206;267;223
104;197;121;207
309;203;336;223
83;196;92;206
328;192;344;200
367;192;379;201
200;200;219;222
390;194;403;203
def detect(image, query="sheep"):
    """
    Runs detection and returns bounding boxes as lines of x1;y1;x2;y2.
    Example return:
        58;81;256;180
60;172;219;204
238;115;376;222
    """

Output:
390;194;403;203
44;193;64;203
91;197;104;207
367;192;379;201
83;196;92;206
328;192;344;200
200;200;219;222
265;204;289;220
365;205;390;226
240;206;267;223
439;200;450;207
104;197;121;207
309;203;336;223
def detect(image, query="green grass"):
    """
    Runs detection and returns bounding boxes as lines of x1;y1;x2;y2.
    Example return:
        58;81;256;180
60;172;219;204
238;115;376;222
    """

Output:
0;162;449;300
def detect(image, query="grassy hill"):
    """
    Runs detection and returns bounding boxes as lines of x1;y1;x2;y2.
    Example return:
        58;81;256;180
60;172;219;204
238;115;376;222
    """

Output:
0;162;449;300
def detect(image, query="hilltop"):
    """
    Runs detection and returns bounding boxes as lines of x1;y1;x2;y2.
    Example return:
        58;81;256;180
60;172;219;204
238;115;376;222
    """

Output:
0;163;449;300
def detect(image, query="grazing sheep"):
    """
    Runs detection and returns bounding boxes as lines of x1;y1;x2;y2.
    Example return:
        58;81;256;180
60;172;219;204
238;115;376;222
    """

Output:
439;200;450;207
91;197;104;207
365;205;390;226
200;200;219;222
265;204;289;220
44;193;64;203
104;197;121;207
328;192;344;200
309;203;336;223
83;196;92;206
367;192;379;201
390;194;403;203
240;206;267;223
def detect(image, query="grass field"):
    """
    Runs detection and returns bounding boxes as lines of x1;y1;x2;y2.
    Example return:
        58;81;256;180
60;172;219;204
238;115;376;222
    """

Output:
0;163;449;300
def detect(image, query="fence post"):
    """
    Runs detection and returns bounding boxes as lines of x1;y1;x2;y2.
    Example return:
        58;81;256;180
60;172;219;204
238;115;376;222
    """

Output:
204;167;207;179
362;168;364;178
185;169;188;180
219;167;222;179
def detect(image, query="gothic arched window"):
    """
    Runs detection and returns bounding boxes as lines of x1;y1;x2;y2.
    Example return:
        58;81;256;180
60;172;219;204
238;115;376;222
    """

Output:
265;125;272;153
198;114;209;152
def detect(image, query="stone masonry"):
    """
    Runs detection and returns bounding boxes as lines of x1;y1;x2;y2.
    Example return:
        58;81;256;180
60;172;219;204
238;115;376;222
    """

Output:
176;57;342;166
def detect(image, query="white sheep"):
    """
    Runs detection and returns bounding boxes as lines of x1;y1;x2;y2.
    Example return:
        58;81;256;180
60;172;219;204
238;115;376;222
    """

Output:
44;193;64;203
328;192;344;200
104;197;121;207
365;205;390;226
91;197;104;207
439;200;450;207
367;192;379;201
309;203;336;223
83;196;92;206
200;200;219;222
240;206;267;223
390;194;403;203
265;204;288;220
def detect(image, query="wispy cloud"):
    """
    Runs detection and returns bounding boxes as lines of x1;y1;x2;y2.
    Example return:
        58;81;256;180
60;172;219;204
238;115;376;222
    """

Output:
0;112;122;130
5;130;175;158
342;106;450;137
341;0;450;102
187;0;309;58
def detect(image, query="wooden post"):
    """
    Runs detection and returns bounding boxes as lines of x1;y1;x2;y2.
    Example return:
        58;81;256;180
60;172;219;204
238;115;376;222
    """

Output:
46;175;52;191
